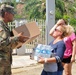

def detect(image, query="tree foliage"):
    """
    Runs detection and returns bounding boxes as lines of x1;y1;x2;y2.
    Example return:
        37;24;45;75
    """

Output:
4;0;76;27
55;0;65;20
25;0;66;20
25;0;46;19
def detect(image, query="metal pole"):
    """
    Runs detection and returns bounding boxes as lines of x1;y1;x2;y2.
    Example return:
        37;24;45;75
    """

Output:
46;0;55;44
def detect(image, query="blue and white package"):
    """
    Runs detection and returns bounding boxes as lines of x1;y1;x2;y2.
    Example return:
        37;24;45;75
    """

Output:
34;44;53;61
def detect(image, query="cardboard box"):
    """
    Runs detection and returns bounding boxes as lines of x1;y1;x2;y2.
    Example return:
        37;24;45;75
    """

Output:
30;44;53;61
12;21;40;49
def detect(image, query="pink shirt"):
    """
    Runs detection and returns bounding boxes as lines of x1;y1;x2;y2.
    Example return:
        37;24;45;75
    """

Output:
63;33;76;58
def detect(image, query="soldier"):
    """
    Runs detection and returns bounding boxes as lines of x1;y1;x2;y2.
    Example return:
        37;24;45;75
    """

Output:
0;4;29;75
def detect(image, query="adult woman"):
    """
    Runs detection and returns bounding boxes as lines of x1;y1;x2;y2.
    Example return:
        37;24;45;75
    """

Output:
56;19;76;75
38;24;72;75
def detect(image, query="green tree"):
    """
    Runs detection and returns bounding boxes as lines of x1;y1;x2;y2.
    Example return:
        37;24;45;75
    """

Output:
25;0;65;20
25;0;46;19
9;0;76;27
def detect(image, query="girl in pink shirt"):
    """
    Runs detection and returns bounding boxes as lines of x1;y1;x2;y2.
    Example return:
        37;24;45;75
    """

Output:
62;32;76;75
56;19;76;75
63;33;76;58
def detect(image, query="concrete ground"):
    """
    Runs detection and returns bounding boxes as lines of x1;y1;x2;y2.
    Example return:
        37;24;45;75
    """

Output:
12;55;37;69
12;55;76;75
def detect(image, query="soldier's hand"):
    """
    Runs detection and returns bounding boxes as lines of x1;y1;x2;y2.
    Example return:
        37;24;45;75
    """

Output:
17;32;29;43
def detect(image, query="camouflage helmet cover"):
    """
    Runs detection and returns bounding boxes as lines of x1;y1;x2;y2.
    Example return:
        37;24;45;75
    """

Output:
0;4;16;15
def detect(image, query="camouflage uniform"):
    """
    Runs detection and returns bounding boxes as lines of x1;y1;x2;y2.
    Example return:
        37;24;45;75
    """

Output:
0;19;19;75
0;5;18;75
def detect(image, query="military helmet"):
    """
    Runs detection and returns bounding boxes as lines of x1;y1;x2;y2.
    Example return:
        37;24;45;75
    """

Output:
0;4;16;15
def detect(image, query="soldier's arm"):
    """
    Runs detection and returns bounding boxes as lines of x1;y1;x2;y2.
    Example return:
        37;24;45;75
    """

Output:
9;35;22;49
10;32;29;49
0;26;8;50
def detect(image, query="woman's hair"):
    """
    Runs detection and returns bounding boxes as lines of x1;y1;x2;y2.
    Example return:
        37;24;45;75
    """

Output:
60;25;74;38
56;19;68;25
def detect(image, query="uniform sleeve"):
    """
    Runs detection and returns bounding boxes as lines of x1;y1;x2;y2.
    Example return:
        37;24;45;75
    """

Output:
55;42;66;63
9;36;20;49
0;27;6;44
10;36;19;43
0;22;20;50
0;24;7;50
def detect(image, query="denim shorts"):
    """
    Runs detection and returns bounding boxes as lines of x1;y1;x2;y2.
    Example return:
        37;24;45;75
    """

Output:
41;69;63;75
57;70;63;75
41;70;57;75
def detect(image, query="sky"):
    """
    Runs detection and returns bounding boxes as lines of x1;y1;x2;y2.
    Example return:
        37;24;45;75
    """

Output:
0;0;20;2
16;0;19;2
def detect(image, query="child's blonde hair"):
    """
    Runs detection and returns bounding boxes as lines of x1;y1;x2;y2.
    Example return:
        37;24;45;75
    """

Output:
60;25;74;38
